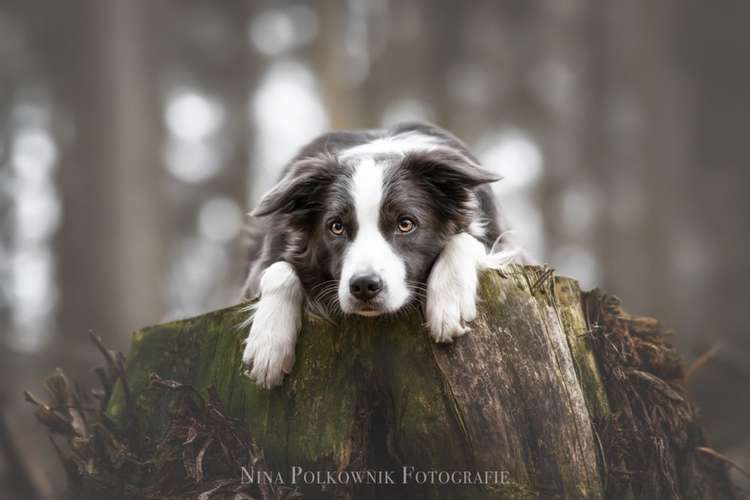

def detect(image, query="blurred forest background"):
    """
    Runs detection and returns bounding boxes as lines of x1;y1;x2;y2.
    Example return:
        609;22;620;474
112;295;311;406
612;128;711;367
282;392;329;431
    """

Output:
0;1;748;498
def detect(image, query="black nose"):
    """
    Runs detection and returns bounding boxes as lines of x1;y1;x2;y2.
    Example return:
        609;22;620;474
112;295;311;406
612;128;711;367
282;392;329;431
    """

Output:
349;273;384;301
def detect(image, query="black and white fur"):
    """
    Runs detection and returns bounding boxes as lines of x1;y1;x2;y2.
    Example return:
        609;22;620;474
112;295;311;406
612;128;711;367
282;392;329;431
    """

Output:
241;122;519;388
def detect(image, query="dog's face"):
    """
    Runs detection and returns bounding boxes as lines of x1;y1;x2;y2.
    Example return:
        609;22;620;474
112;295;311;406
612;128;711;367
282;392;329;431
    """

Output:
253;126;499;316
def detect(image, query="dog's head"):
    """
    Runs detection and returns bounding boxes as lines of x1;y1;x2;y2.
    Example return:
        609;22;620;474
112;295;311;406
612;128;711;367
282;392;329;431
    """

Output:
252;123;500;316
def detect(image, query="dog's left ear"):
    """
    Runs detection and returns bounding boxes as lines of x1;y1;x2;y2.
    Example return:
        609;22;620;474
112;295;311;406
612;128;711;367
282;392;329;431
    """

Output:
402;148;501;188
252;156;336;217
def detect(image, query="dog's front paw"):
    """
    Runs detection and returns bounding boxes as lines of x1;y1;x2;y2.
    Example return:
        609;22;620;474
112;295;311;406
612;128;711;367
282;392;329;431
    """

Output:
241;307;299;389
424;233;485;343
425;268;479;344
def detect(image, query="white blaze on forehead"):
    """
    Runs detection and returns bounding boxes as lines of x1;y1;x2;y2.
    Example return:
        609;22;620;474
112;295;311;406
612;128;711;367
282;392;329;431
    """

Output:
338;132;443;161
350;157;384;226
338;156;410;313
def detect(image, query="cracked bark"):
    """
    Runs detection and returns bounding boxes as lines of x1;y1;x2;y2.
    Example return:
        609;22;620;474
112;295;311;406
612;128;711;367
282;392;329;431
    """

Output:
98;266;734;499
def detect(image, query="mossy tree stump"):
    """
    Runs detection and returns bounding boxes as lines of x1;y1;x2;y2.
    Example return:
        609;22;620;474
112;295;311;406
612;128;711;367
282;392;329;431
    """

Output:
32;266;736;499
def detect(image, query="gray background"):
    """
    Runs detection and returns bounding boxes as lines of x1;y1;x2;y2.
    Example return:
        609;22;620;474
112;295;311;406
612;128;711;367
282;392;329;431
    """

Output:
1;1;748;498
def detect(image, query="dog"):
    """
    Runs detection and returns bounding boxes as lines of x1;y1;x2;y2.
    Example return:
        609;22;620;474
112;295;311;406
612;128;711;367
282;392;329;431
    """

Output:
240;122;521;388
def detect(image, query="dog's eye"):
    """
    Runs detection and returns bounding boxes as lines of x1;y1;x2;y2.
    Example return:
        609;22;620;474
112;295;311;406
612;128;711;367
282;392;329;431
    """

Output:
397;218;416;234
329;221;345;235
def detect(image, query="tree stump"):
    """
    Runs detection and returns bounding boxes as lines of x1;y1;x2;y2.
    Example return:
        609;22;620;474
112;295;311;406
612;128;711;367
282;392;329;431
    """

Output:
29;266;737;499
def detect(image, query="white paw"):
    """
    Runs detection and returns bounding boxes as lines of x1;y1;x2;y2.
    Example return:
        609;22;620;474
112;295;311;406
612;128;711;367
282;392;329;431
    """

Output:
426;241;484;343
240;262;303;389
425;271;479;343
242;314;297;389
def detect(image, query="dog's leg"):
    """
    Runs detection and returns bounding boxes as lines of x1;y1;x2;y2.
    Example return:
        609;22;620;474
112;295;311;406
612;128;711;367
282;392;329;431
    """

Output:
241;261;304;388
425;232;510;343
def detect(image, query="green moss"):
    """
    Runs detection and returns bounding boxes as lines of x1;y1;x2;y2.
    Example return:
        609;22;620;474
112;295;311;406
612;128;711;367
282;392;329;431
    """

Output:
105;266;605;499
553;277;610;421
489;480;537;499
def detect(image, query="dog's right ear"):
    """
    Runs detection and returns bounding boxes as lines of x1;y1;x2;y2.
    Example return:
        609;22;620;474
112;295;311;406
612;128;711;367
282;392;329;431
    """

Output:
252;156;336;217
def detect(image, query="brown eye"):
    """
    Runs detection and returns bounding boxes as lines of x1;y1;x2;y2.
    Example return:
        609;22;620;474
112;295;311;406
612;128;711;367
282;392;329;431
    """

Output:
397;217;416;234
330;220;345;235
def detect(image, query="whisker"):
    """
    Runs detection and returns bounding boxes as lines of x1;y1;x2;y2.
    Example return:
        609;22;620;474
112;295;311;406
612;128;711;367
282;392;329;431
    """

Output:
314;285;339;299
313;283;339;295
309;279;339;293
315;291;340;305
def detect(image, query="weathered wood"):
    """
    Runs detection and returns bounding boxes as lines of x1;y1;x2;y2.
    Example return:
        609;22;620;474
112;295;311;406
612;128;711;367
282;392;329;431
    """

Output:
29;265;736;499
102;266;601;498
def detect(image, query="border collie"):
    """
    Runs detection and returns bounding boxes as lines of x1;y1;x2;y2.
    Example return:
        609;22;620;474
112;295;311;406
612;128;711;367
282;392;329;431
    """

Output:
241;122;520;388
